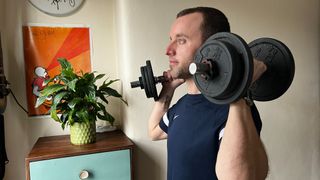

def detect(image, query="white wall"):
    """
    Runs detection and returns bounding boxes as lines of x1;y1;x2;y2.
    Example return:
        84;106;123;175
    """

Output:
1;0;319;180
116;0;320;180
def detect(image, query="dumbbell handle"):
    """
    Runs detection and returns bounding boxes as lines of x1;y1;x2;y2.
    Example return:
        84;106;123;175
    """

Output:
130;80;142;88
189;61;218;78
130;75;166;88
132;62;215;89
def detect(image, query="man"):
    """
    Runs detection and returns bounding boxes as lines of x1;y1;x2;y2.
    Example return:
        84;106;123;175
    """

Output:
148;7;269;180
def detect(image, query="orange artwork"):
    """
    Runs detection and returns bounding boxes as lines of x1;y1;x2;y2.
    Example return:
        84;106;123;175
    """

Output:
22;26;91;116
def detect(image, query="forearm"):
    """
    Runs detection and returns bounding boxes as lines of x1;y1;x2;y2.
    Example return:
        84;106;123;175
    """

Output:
216;99;268;180
148;88;174;140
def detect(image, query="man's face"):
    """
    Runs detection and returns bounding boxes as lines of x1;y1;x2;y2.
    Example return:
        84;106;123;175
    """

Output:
166;12;203;79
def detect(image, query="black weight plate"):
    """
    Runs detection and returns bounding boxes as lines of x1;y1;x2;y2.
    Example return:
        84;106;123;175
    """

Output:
194;40;240;101
144;66;153;98
194;32;253;104
249;38;295;101
140;66;150;97
146;60;159;100
211;32;253;103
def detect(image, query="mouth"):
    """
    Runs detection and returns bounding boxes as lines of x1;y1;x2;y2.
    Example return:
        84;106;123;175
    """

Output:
169;59;178;66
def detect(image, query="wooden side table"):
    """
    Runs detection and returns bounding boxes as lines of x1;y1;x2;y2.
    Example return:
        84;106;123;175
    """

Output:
25;130;134;180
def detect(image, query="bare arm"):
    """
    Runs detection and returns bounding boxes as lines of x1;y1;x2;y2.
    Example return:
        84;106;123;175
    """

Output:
216;59;269;179
216;99;269;180
148;93;172;140
148;71;185;141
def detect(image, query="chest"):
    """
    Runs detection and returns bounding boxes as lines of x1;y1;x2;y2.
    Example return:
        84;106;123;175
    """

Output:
167;102;228;152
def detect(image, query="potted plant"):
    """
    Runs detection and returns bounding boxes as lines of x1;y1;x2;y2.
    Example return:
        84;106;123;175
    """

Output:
35;58;127;145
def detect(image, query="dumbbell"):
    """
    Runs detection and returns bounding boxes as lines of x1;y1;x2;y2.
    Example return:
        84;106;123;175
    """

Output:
130;61;165;100
248;38;295;101
130;32;295;104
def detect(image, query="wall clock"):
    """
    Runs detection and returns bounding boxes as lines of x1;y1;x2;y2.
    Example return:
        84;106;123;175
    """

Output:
28;0;85;17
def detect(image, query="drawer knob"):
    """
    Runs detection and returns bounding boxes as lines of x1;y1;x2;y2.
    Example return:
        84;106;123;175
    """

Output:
79;170;90;179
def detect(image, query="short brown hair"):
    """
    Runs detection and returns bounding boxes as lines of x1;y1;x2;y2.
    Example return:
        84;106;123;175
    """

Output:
177;7;230;42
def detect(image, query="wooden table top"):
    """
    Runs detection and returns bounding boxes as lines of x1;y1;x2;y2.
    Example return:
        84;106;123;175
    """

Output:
26;130;134;163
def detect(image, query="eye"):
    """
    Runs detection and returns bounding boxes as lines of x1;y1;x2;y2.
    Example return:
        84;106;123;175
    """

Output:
177;38;186;45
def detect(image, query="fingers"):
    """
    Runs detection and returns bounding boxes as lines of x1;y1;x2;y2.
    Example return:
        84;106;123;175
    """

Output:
163;71;173;82
162;70;185;89
252;59;267;83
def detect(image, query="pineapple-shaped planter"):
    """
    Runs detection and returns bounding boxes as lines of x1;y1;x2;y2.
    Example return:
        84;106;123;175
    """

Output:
70;121;96;145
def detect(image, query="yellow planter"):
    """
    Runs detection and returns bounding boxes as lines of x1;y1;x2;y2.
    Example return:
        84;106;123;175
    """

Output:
70;121;96;145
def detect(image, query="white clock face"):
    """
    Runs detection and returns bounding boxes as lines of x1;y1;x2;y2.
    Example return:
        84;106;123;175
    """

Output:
28;0;85;17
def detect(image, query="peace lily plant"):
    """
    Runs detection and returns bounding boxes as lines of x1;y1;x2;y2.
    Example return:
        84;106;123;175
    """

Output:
35;58;127;145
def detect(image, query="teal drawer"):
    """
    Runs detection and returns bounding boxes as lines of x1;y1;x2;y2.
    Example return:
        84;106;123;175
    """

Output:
29;149;131;180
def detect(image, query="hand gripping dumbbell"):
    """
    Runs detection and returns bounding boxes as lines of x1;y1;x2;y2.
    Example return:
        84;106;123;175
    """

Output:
130;32;295;104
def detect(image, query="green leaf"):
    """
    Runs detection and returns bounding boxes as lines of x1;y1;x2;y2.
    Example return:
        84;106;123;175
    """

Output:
97;91;108;104
100;87;122;97
96;102;115;125
58;58;71;70
83;72;95;83
97;102;105;111
76;109;90;123
35;96;48;108
98;85;128;105
94;74;105;82
97;111;115;125
120;97;128;105
57;58;77;82
40;84;65;96
53;91;68;105
103;79;119;87
66;79;78;92
68;109;75;125
68;98;82;109
49;105;61;122
61;69;77;82
61;122;66;130
60;113;68;124
43;76;56;85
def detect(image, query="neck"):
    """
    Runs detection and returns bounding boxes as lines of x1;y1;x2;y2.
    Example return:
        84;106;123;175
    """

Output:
185;78;201;94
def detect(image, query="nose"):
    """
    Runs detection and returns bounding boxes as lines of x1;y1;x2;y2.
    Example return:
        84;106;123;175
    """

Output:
166;41;176;56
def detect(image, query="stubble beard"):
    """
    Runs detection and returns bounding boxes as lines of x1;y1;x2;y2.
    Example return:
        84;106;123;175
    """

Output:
170;64;192;80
